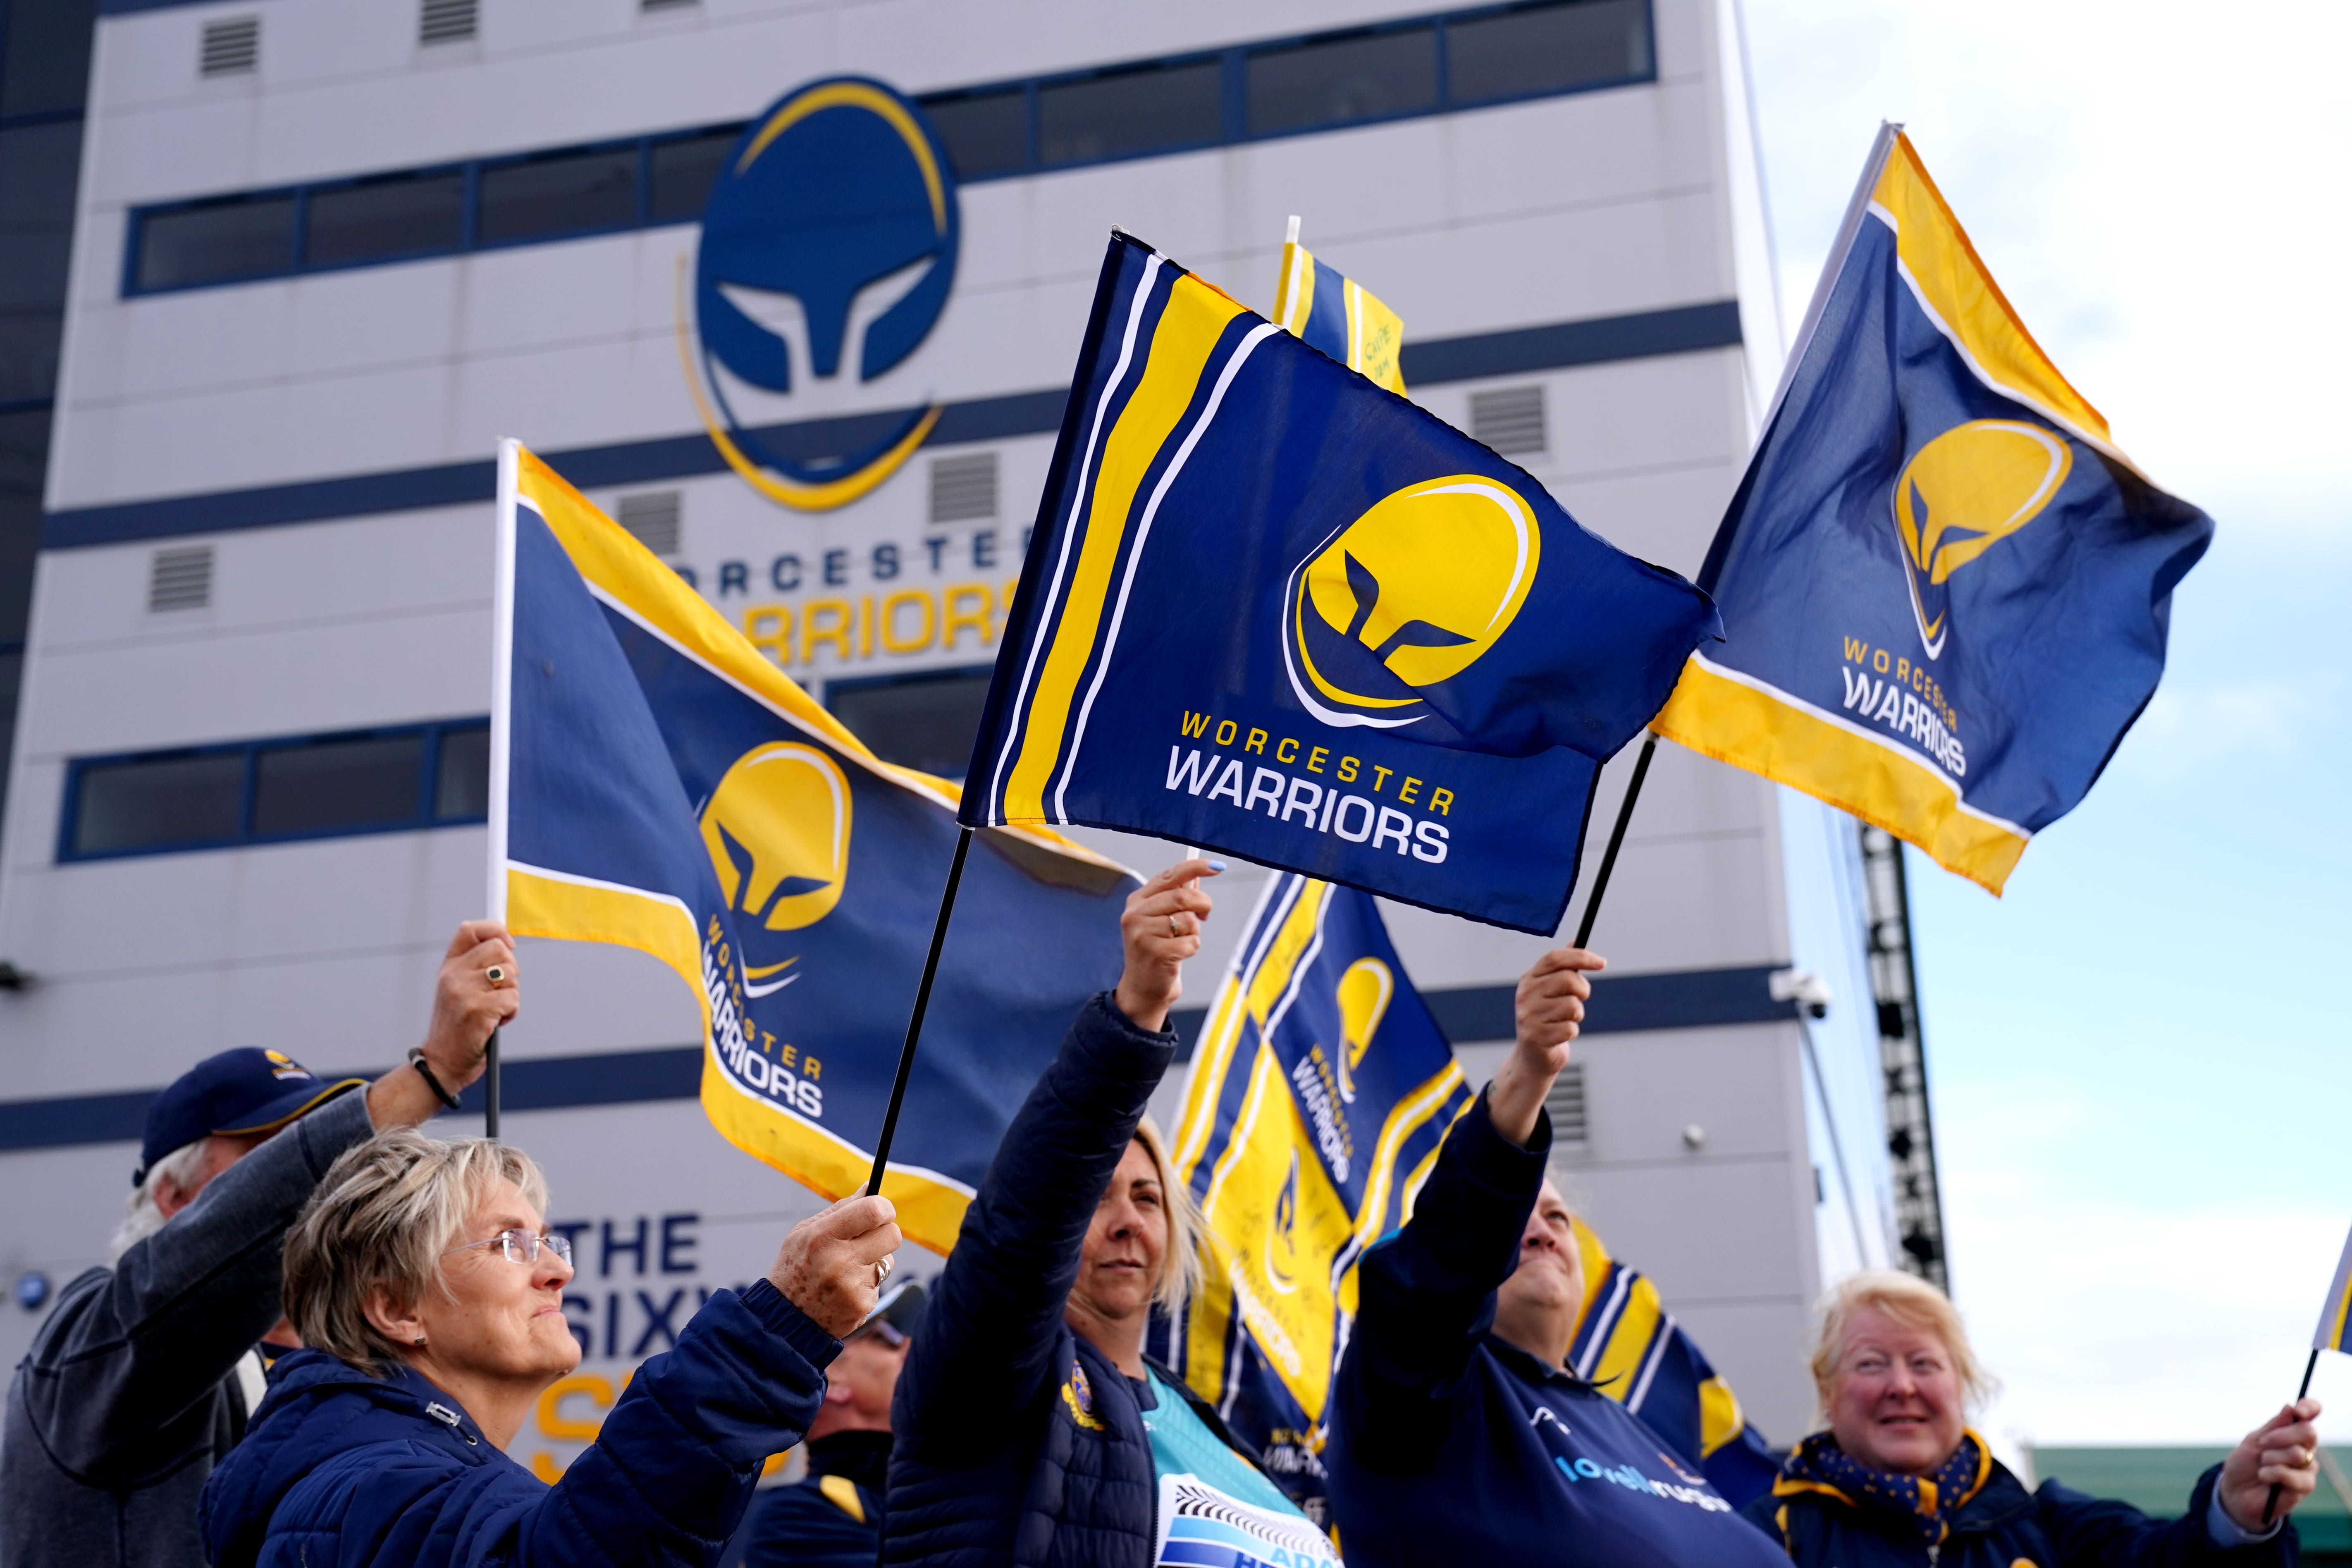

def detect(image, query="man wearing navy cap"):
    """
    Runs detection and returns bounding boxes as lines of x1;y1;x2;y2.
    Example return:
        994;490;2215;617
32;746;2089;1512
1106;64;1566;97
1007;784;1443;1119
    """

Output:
729;1279;926;1568
1;920;519;1568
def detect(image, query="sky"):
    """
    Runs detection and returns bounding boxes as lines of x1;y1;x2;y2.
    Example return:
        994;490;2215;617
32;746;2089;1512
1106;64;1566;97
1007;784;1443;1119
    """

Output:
1739;0;2352;1446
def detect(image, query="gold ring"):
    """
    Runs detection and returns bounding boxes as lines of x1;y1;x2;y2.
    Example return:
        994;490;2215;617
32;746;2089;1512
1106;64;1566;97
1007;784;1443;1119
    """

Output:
1168;914;1181;938
485;965;507;984
874;1255;893;1287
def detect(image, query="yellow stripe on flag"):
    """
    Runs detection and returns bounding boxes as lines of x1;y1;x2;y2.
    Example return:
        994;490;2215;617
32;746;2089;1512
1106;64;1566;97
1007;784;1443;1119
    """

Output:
1650;652;2028;895
1588;1273;1665;1396
1873;134;2120;465
1000;275;1247;820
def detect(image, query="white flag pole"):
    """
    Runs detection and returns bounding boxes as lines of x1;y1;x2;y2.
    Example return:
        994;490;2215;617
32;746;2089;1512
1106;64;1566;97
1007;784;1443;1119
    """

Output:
482;438;521;1139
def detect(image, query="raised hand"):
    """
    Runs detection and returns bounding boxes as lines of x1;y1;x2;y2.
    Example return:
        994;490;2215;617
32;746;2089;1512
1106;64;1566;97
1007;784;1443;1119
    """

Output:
368;920;520;1129
1112;858;1222;1032
769;1194;903;1340
1487;946;1607;1147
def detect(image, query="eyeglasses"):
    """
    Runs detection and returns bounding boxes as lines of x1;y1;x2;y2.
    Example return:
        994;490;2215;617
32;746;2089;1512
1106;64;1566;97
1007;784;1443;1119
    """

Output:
444;1228;573;1268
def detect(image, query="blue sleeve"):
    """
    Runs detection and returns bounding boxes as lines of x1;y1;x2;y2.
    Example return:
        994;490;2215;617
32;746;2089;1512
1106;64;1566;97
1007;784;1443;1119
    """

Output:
2036;1466;2299;1567
1336;1088;1548;1461
296;1285;836;1568
892;991;1176;1461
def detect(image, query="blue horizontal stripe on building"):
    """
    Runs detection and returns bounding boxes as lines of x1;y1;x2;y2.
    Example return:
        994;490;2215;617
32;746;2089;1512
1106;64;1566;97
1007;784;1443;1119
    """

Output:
0;961;1797;1152
40;300;1740;551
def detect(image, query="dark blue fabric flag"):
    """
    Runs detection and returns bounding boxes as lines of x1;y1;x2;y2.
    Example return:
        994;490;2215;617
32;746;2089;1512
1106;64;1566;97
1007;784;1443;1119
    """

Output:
961;235;1717;934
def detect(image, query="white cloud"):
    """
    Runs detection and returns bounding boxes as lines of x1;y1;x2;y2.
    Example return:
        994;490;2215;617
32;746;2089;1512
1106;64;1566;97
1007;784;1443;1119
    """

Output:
2121;676;2338;777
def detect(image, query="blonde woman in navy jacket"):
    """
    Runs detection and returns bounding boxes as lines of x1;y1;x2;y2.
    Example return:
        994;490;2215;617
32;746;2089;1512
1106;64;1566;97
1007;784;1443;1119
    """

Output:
1748;1271;2320;1568
886;859;1337;1568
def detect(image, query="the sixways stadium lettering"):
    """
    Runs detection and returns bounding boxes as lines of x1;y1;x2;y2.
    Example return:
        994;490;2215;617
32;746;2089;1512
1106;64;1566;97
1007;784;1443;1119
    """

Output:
1165;712;1454;864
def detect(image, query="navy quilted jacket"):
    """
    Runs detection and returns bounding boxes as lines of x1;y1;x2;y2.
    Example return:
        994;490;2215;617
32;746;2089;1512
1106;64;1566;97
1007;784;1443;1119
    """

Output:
886;990;1235;1568
198;1280;837;1568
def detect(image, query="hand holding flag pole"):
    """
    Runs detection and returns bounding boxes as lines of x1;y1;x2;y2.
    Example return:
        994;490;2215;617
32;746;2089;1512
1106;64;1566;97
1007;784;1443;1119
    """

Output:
2263;1220;2352;1523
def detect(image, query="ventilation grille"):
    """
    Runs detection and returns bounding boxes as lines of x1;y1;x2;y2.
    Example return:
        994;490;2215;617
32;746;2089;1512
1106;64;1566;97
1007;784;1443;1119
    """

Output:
641;0;698;10
419;0;478;44
929;452;998;524
616;491;683;557
1544;1062;1589;1149
199;17;260;77
1470;384;1547;456
148;546;214;612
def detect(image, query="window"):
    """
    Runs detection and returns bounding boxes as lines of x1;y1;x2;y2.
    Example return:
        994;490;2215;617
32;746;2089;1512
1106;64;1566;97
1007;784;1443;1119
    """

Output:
1246;26;1436;137
1;0;96;117
0;120;83;404
61;719;490;861
304;170;466;267
647;129;738;223
928;453;996;524
135;196;295;290
826;668;993;780
253;733;426;837
616;490;683;556
199;17;258;78
418;0;477;45
147;545;212;611
71;753;244;855
478;147;638;244
1038;59;1220;167
1469;384;1546;455
922;89;1027;179
122;0;1660;295
1446;0;1652;105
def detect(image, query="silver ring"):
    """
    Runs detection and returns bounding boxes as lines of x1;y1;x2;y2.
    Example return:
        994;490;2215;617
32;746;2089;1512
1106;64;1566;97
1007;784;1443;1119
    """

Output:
485;965;507;985
874;1255;893;1287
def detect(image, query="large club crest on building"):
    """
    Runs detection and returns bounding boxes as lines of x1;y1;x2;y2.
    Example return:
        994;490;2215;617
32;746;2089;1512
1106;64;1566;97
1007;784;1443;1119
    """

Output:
680;77;960;511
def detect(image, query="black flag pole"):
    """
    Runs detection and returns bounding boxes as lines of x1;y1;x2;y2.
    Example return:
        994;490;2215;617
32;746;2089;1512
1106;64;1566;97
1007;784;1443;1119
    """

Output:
2262;1348;2321;1525
1572;733;1658;950
866;826;976;1196
483;1031;501;1141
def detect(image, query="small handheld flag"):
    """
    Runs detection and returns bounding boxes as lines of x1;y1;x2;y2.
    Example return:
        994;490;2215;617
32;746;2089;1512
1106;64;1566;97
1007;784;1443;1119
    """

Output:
1272;216;1406;395
2314;1221;2352;1356
1650;126;2212;895
961;232;1718;935
488;442;1136;1252
1158;873;1473;1510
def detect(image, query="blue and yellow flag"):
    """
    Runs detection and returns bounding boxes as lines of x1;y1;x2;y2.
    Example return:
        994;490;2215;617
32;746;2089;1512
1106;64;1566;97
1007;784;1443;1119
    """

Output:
1568;1218;1781;1506
1652;128;2212;894
1157;873;1473;1512
1272;220;1406;395
488;442;1136;1253
960;234;1718;934
2311;1221;2352;1354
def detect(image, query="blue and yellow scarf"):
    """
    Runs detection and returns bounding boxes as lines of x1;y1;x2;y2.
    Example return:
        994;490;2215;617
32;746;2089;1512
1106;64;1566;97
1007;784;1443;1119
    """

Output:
1772;1430;1991;1546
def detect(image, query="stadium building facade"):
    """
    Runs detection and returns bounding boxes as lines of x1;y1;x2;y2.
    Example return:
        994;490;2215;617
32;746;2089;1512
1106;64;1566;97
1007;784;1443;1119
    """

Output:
0;0;1936;1473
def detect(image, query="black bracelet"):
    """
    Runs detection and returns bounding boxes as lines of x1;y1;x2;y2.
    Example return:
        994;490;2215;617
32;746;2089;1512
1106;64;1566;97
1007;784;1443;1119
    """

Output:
407;1049;463;1111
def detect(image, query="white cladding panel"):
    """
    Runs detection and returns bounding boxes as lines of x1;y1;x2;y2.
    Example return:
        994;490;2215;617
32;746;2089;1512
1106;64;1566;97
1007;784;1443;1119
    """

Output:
0;0;1894;1453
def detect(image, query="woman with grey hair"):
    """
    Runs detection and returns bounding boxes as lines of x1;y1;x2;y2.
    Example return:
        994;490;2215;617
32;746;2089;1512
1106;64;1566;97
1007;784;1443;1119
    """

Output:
198;1128;900;1568
1745;1269;2322;1566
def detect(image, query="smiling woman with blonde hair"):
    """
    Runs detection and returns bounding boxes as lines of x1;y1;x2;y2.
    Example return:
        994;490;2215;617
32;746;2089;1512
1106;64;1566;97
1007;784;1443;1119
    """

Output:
197;1127;901;1568
1745;1269;2322;1567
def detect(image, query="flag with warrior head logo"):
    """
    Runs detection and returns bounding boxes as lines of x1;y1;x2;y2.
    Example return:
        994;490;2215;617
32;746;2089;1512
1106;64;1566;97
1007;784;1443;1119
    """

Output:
488;441;1135;1252
959;233;1719;934
1650;127;2212;894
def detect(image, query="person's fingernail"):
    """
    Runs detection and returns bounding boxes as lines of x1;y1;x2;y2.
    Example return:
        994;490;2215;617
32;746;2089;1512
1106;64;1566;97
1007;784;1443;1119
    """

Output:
1206;859;1227;872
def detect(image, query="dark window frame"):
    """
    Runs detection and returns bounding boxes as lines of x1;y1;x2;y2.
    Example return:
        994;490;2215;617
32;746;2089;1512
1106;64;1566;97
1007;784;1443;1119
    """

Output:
119;0;1654;297
58;716;491;863
823;663;995;779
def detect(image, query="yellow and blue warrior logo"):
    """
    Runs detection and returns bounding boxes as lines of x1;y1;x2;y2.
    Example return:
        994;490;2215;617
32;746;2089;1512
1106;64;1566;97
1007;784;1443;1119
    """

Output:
1892;419;2070;659
698;744;853;996
680;77;958;511
1283;475;1541;728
